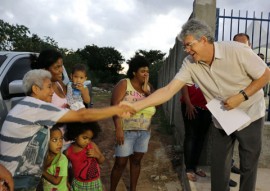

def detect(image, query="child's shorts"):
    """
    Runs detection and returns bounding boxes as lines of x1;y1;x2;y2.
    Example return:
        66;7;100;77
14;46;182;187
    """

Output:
115;130;151;157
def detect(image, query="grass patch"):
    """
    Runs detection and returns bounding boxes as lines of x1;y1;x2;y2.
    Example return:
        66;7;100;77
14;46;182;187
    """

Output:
92;91;112;103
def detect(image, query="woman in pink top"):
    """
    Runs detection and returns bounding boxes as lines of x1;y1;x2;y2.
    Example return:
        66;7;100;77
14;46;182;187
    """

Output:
31;49;68;108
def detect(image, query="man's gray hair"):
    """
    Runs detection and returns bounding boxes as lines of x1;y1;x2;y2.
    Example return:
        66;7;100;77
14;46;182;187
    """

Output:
23;69;52;95
177;19;215;43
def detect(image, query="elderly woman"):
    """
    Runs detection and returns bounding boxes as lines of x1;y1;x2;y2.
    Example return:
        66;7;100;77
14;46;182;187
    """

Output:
110;55;156;191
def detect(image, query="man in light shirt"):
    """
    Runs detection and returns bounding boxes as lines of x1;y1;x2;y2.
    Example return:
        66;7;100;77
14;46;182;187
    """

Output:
130;19;270;191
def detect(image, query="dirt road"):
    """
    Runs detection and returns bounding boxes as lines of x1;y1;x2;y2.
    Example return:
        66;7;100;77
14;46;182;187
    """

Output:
93;90;183;191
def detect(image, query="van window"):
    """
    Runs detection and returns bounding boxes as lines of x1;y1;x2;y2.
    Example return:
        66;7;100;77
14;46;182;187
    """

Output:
0;55;7;68
1;57;31;99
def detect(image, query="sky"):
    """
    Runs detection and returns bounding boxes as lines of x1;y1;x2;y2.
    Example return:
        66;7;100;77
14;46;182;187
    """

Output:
0;0;269;65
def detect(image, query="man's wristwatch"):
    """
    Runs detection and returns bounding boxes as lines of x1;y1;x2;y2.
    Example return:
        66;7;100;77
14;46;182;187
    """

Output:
239;90;248;101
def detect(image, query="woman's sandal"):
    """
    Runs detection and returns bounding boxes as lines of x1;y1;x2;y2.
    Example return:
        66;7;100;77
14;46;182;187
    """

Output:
186;172;197;182
195;169;206;177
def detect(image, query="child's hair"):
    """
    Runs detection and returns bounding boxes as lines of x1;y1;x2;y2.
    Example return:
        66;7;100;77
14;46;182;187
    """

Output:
50;126;61;134
64;122;101;141
71;64;87;76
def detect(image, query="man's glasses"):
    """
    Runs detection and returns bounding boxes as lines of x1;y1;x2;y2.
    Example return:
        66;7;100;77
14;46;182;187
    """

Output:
182;40;198;51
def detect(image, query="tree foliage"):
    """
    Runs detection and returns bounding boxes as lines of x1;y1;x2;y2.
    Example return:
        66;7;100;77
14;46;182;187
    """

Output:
0;19;58;52
0;19;167;86
135;49;165;64
63;51;86;75
77;45;125;83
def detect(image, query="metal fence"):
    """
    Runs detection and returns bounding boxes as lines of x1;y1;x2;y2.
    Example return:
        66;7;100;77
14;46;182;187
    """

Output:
216;8;270;61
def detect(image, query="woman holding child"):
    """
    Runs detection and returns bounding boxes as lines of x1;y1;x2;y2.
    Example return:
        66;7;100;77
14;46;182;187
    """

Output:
31;49;69;108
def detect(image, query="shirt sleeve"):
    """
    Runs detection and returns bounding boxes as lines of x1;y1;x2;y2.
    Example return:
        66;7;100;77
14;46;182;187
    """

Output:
239;46;267;79
174;56;194;85
34;103;69;127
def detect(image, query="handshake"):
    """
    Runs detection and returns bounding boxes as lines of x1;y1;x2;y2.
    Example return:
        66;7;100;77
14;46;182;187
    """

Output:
116;101;138;118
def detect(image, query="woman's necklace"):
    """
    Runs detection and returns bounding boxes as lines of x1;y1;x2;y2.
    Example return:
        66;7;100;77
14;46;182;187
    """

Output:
53;81;66;97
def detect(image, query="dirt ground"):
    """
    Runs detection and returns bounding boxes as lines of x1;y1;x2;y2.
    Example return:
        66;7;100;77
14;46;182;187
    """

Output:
92;90;183;191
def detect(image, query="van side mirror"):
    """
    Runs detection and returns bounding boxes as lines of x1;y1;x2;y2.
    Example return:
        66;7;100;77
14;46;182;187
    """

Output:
9;80;25;95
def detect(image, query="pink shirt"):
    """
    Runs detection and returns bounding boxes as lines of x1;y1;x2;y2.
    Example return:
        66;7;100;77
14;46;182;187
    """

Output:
51;82;68;108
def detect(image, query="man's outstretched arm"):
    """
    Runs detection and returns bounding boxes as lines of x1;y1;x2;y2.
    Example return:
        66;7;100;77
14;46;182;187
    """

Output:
133;79;185;111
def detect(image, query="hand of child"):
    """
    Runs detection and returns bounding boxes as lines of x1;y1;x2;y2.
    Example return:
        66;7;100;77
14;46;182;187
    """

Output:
73;83;85;92
86;148;99;158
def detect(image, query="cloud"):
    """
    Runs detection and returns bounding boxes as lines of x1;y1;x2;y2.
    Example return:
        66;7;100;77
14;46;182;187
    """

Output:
0;0;268;61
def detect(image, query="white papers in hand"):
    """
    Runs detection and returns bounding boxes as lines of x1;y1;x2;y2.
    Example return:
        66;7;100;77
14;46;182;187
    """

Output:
206;98;251;135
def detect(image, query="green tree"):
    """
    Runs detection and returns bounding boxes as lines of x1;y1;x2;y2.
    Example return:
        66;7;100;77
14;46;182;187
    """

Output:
77;45;125;83
0;19;30;50
136;50;166;64
0;19;59;52
63;51;86;75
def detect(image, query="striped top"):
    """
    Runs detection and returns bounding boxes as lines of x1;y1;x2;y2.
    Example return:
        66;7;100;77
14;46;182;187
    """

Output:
0;96;68;176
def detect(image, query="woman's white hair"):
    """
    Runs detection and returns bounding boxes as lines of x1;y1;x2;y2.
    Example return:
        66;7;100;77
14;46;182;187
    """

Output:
23;69;52;95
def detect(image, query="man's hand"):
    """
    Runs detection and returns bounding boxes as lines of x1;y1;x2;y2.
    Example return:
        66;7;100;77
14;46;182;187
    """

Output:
223;93;244;110
118;101;136;118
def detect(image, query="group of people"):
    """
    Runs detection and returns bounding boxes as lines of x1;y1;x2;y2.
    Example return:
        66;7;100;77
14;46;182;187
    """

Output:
0;18;269;191
0;49;154;191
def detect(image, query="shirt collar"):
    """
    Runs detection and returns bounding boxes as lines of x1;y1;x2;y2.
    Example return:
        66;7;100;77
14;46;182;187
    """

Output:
214;42;222;60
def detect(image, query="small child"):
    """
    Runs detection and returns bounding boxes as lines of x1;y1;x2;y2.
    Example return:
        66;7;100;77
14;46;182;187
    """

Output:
64;122;105;191
67;64;90;110
42;126;69;191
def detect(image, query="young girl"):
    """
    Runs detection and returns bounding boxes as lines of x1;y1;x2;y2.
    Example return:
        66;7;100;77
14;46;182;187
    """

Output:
42;126;69;191
64;122;105;191
67;64;90;110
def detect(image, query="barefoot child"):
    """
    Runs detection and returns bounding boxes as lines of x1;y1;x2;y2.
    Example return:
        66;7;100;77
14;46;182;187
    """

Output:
64;122;105;191
42;126;69;191
67;64;91;110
